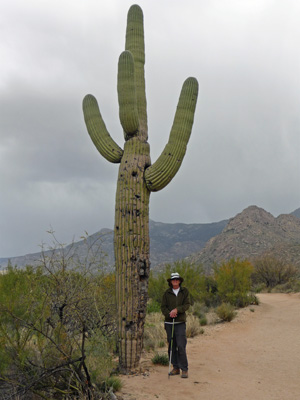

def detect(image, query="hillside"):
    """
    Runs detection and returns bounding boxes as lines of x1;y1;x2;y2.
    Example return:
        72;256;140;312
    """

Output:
0;219;228;270
188;205;300;271
291;207;300;218
2;206;300;272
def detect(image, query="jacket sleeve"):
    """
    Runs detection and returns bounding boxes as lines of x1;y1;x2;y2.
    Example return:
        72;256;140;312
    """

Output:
176;289;191;314
161;291;171;318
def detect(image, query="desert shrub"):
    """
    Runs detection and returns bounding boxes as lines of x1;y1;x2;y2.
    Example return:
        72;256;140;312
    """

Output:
151;353;169;366
0;233;117;399
186;314;203;337
101;376;122;392
214;258;254;307
143;313;166;351
201;275;220;307
190;301;208;318
216;303;237;322
252;256;298;289
147;299;161;314
247;293;260;305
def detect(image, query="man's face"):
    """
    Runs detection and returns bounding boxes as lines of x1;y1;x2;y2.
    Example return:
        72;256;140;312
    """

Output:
171;278;180;289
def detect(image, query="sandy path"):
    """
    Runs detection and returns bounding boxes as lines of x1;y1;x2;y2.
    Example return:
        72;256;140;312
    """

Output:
118;293;300;400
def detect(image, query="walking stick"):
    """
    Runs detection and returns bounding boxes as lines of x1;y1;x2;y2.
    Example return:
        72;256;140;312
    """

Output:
168;318;175;379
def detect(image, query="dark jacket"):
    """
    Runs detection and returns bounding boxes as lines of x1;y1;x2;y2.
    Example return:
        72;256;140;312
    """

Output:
161;286;191;323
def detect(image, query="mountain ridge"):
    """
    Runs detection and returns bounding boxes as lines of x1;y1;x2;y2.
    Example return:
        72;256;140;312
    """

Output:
0;219;228;270
188;205;300;271
1;206;299;271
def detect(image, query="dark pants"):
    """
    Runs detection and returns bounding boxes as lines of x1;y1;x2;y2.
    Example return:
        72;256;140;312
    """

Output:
165;322;188;371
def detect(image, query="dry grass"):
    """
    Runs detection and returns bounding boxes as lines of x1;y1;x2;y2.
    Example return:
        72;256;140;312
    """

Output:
144;312;204;351
143;313;166;351
186;314;204;337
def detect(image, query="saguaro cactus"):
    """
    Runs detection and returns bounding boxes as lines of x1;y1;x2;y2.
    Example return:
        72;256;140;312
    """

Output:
83;4;198;371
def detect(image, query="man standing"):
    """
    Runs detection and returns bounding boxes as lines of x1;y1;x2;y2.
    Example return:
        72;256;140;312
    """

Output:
161;272;191;378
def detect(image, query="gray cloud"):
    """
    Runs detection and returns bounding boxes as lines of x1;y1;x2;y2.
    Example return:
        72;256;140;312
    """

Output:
1;0;300;257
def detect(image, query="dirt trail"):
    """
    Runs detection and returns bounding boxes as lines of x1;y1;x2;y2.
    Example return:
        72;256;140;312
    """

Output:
118;293;300;400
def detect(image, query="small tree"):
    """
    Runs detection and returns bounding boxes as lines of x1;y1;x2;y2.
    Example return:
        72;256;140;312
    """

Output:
214;258;254;307
252;255;298;289
0;234;117;399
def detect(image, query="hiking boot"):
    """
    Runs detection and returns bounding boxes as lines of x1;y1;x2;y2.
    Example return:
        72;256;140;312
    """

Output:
169;368;180;376
181;370;188;378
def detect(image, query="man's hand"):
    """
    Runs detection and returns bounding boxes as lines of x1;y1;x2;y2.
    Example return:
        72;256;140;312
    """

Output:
169;308;178;318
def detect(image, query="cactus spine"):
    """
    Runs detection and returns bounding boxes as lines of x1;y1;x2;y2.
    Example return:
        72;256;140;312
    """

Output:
82;5;198;371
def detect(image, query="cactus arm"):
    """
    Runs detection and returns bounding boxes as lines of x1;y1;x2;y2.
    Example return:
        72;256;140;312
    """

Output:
82;94;123;163
144;77;199;192
125;5;147;141
117;51;139;139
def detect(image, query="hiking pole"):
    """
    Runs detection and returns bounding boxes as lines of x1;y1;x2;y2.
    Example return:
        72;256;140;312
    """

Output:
168;318;175;379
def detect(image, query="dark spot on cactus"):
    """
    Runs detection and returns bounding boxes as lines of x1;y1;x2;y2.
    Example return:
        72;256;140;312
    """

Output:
116;226;119;230
132;171;137;177
138;260;148;281
135;194;141;199
125;321;134;330
136;209;140;216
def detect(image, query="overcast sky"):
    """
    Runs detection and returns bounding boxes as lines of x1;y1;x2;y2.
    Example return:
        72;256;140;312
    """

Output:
1;0;300;257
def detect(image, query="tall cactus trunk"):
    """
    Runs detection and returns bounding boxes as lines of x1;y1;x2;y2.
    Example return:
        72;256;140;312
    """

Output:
114;138;151;369
82;5;198;372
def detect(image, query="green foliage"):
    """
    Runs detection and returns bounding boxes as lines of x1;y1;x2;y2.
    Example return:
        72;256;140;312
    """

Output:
272;278;300;293
0;235;117;399
216;303;237;322
147;299;161;314
101;376;123;392
151;352;169;366
148;261;206;306
214;258;255;307
252;255;299;289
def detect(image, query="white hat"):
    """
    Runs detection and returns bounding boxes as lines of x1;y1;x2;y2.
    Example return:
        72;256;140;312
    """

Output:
167;272;184;283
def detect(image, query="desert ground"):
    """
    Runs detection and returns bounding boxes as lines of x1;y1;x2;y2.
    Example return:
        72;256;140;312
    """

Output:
118;293;300;400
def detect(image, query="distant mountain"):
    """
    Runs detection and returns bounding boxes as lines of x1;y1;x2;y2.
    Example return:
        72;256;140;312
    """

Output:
291;207;300;219
149;219;228;267
0;219;228;271
2;206;299;273
188;205;300;272
0;228;115;273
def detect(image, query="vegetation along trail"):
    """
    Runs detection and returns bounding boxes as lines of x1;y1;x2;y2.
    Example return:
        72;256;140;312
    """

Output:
118;293;300;400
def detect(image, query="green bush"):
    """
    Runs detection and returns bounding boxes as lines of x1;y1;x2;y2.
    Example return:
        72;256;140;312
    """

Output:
214;258;254;307
216;303;237;322
101;376;123;392
151;352;169;366
147;299;161;313
0;234;117;399
190;301;207;318
252;256;299;289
